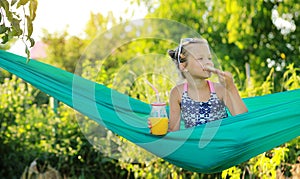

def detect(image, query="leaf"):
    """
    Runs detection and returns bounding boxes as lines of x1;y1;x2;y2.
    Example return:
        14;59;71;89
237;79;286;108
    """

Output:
17;0;30;8
28;37;35;47
0;1;11;19
11;19;23;36
9;28;20;37
0;1;9;11
25;46;30;63
1;34;9;44
10;18;21;31
26;15;33;37
0;25;8;34
29;0;38;20
11;0;18;6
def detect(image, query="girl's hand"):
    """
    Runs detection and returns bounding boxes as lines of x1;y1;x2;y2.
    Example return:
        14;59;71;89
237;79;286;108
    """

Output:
204;66;235;90
148;119;152;133
205;66;248;116
216;70;235;90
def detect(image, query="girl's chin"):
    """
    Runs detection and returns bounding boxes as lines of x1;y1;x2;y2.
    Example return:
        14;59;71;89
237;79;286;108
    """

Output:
204;71;212;77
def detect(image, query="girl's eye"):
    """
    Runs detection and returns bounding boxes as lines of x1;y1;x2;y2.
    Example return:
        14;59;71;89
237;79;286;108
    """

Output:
196;57;211;61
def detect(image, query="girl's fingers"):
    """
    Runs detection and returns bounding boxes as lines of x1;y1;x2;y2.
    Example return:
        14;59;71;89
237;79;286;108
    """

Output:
148;120;152;133
204;66;225;76
204;67;235;89
217;70;224;76
148;121;152;128
204;66;217;73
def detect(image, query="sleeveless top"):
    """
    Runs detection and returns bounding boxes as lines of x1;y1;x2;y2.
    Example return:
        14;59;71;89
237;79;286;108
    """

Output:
181;80;228;128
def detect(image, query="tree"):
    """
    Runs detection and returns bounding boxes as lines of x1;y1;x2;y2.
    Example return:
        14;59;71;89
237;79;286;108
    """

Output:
142;0;299;91
41;30;86;73
0;0;37;59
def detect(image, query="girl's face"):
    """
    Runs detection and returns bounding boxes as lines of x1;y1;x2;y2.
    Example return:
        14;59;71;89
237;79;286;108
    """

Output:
182;43;214;79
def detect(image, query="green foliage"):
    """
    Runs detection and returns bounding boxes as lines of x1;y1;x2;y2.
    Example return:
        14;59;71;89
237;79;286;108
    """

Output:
1;0;300;178
282;63;300;90
41;31;86;72
0;75;129;178
249;148;288;179
0;0;37;59
222;166;242;179
241;67;275;97
144;0;300;91
222;65;300;179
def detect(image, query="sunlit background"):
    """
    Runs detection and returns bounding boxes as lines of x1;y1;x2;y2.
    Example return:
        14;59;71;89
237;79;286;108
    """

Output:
9;0;147;57
1;0;299;178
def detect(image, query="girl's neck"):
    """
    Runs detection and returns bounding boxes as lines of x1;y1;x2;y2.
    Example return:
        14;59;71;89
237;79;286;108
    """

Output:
186;78;208;90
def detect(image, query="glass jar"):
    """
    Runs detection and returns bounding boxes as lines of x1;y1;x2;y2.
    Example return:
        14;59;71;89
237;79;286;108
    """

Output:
149;102;168;135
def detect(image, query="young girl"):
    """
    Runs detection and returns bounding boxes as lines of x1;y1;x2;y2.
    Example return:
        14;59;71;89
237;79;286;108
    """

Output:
149;38;248;132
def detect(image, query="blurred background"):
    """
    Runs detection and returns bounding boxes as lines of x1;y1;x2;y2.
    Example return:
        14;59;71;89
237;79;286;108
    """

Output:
0;0;299;178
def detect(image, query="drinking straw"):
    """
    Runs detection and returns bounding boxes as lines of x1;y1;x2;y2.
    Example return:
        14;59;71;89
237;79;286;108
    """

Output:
145;79;160;102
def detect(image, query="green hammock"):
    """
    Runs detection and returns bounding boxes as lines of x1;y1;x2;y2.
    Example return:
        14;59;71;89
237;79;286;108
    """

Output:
1;50;300;173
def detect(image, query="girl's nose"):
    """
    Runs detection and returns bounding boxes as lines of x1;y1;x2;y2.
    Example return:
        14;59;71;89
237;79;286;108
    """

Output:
205;59;214;66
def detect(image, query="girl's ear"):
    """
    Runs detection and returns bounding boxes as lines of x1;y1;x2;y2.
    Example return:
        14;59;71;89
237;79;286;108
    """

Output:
179;63;186;71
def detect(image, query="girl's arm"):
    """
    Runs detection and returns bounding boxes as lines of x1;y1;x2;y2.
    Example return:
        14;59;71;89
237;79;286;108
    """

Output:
168;86;182;131
224;83;248;116
216;70;248;116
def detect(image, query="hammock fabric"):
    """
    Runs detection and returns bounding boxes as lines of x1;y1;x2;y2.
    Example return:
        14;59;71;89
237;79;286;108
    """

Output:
1;50;300;173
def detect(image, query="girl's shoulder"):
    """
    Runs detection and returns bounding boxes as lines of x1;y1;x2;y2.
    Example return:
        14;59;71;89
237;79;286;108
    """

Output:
170;83;185;99
210;81;226;99
210;81;223;89
171;83;184;93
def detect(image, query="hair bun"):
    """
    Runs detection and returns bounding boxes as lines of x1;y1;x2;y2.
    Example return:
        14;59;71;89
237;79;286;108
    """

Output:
168;49;176;59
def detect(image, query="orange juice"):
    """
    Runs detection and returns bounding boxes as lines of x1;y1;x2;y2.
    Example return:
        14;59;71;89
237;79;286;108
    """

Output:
149;117;168;135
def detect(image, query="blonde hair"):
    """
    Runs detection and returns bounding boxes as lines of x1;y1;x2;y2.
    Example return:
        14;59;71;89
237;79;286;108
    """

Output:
167;38;209;78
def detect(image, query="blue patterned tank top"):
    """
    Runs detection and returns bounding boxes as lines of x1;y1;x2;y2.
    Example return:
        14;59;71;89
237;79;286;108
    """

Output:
181;80;228;128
